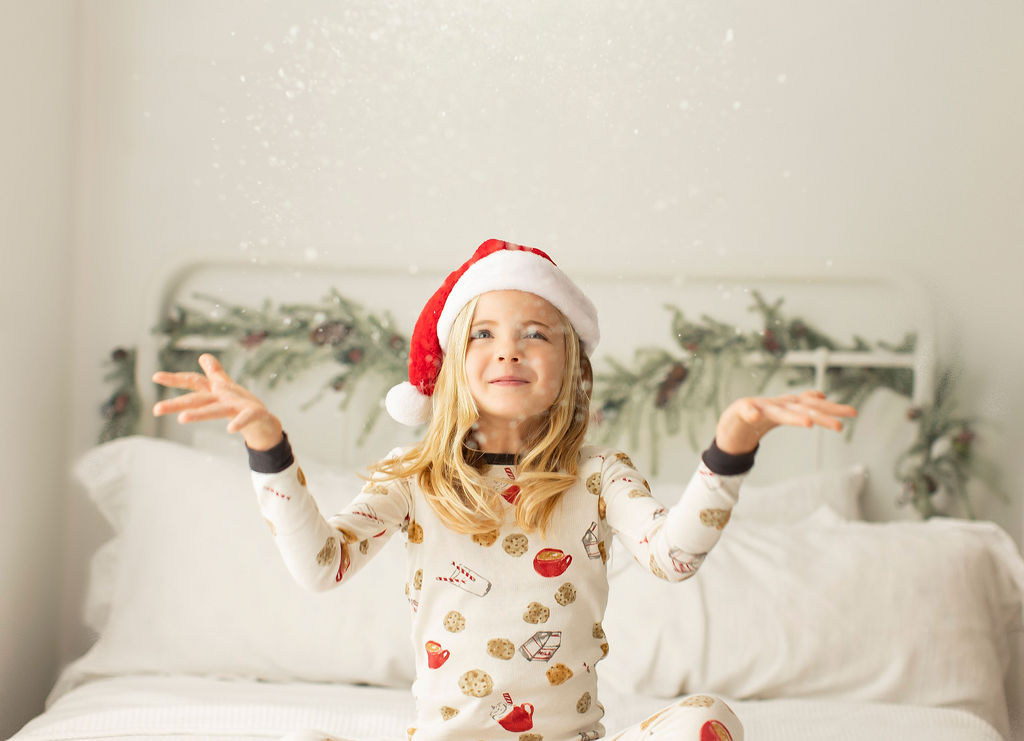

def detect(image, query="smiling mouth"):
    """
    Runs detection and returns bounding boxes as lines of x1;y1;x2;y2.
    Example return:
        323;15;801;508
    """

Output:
490;377;529;385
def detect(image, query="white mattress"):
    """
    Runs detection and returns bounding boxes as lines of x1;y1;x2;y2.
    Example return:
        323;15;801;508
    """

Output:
11;674;1004;741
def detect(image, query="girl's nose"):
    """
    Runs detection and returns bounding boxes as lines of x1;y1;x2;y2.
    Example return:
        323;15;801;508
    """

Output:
497;341;521;362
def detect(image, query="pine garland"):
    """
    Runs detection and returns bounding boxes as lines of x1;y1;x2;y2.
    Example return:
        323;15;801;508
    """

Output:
591;293;917;466
152;289;408;445
99;289;999;519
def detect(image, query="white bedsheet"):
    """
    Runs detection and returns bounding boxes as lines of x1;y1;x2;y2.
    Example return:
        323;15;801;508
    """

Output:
11;674;1004;741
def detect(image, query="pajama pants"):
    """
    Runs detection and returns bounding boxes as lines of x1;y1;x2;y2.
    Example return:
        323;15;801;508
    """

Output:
281;693;742;741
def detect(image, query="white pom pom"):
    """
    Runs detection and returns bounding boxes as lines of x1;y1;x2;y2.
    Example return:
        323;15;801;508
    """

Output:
385;382;432;426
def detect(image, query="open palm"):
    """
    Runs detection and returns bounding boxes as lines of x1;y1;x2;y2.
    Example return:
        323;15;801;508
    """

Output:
715;390;858;455
151;353;284;450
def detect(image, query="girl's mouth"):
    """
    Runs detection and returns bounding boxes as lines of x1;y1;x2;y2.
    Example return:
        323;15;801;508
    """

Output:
490;377;528;385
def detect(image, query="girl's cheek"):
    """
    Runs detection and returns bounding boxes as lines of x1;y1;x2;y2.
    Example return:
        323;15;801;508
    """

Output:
541;379;563;395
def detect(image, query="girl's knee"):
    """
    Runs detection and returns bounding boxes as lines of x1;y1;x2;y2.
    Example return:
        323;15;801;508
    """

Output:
677;694;743;741
639;694;742;740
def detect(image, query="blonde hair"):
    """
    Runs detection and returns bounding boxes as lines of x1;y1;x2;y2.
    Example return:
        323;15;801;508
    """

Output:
369;295;593;536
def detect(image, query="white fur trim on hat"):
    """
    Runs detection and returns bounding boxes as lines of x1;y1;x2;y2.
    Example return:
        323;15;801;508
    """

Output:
384;381;433;427
436;249;600;355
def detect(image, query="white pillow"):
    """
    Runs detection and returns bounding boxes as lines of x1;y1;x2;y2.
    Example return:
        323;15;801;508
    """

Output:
64;436;415;690
650;464;867;523
603;507;1024;738
733;464;867;522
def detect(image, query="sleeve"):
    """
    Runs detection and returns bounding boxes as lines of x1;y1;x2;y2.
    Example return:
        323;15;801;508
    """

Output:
603;440;755;582
248;434;412;592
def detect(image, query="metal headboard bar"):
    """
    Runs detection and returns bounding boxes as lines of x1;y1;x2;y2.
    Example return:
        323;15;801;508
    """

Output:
772;348;932;407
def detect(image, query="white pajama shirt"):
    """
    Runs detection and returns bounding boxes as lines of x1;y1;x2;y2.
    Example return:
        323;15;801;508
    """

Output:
250;438;751;741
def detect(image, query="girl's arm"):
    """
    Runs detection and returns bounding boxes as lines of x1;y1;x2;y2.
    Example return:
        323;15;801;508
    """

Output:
249;434;412;592
601;440;750;582
603;390;856;582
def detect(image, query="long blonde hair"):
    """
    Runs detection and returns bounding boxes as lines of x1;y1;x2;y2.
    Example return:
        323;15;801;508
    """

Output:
369;295;593;536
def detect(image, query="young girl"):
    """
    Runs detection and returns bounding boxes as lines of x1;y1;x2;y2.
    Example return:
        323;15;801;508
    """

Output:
153;240;856;741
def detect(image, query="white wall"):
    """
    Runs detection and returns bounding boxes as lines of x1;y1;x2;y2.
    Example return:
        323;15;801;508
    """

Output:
10;0;1024;728
0;0;77;736
68;0;1024;526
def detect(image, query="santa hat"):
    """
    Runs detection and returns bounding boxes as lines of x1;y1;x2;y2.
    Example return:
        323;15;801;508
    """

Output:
385;239;600;426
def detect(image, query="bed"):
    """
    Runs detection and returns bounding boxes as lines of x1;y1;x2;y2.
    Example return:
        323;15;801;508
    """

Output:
13;258;1024;741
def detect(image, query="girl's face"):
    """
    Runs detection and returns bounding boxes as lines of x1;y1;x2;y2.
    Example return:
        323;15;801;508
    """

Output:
464;290;568;449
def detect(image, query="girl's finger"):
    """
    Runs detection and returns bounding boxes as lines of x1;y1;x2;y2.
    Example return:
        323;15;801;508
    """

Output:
153;392;219;416
152;371;211;392
177;402;239;424
787;403;844;432
199;353;232;383
226;406;261;434
798;394;859;417
736;399;765;425
758;402;814;428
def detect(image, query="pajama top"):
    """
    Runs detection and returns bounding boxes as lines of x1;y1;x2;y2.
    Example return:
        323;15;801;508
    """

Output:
249;436;752;741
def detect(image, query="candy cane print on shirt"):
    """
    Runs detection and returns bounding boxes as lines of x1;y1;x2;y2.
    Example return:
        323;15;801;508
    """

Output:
668;547;706;575
348;503;388;538
435;561;492;596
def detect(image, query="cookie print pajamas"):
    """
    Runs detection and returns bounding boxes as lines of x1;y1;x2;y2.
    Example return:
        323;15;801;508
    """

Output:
251;435;750;741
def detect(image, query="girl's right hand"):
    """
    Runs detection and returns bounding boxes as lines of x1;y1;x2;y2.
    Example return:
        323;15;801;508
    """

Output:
151;353;284;451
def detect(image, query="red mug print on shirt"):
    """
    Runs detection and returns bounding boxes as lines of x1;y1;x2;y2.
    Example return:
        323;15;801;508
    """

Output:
533;548;572;577
425;641;449;669
497;702;535;732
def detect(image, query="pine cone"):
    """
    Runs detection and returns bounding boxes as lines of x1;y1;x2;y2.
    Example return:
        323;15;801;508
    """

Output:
762;329;782;355
240;330;269;349
102;393;130;420
310;321;351;346
655;363;688;408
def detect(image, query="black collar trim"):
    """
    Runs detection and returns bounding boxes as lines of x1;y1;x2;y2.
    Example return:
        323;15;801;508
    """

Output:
481;452;519;466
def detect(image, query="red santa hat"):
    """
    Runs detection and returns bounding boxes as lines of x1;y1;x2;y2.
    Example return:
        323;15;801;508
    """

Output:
385;239;600;426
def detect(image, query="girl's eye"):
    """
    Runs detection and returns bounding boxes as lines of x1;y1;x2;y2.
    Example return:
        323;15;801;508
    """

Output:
524;329;548;340
470;329;492;340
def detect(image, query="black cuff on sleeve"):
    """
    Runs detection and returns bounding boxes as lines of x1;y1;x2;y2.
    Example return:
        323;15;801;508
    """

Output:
701;438;758;476
246;431;294;474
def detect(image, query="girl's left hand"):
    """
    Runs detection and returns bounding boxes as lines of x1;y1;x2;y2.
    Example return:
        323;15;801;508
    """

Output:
714;390;858;455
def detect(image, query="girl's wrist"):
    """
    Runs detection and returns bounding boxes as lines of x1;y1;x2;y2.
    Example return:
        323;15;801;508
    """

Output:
713;421;761;456
243;417;284;451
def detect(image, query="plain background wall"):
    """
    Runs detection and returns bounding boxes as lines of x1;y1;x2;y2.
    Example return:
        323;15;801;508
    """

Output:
0;0;76;735
3;0;1023;735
